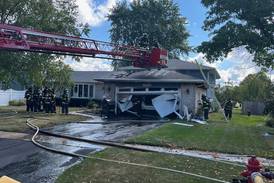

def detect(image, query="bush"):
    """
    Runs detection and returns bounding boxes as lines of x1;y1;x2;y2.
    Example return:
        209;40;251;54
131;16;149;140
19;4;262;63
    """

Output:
9;99;25;106
265;98;274;128
265;99;274;116
266;118;274;128
265;112;274;128
87;100;101;114
87;100;99;109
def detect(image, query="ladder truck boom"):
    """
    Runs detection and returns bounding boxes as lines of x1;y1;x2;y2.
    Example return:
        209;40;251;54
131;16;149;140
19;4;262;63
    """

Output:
0;24;168;68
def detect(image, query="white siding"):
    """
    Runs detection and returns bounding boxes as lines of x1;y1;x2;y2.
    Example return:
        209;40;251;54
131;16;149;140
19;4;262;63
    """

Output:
0;89;25;106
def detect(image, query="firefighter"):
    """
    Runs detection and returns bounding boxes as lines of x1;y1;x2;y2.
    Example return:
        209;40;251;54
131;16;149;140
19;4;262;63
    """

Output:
201;94;210;121
153;38;160;48
42;87;49;112
61;89;69;115
49;88;56;113
224;98;233;120
38;88;43;112
44;93;51;113
25;87;33;112
139;33;149;48
33;87;40;112
101;96;111;118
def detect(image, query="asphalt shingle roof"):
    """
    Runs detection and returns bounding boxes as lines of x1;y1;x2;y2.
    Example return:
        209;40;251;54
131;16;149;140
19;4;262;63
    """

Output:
71;71;124;82
127;69;198;80
117;59;220;79
71;59;219;83
94;69;205;83
118;59;214;71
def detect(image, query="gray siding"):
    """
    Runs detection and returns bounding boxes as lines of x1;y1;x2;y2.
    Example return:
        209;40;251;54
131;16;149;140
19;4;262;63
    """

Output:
180;84;196;113
94;83;105;100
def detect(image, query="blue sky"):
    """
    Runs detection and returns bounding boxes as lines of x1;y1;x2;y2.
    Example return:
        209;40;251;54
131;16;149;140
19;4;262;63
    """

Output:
67;0;273;84
88;0;208;47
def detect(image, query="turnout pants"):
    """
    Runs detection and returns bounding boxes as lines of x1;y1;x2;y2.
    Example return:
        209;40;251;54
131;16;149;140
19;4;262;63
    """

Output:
225;110;232;119
203;108;209;120
62;103;68;115
26;101;33;112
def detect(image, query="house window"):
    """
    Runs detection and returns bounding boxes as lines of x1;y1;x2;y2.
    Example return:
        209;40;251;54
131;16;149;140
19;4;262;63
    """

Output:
84;85;88;97
89;85;94;98
134;88;145;91
70;87;73;97
78;84;83;97
74;85;78;93
165;88;178;91
119;88;131;92
148;88;161;91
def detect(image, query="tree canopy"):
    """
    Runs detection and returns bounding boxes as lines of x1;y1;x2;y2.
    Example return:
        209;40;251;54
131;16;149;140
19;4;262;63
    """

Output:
238;71;273;102
215;82;240;104
0;0;89;91
108;0;190;69
216;71;273;103
198;0;274;69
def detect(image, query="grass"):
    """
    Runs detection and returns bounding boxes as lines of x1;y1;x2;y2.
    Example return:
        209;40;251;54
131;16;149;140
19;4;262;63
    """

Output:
56;148;243;183
0;106;88;132
128;109;274;158
56;109;274;183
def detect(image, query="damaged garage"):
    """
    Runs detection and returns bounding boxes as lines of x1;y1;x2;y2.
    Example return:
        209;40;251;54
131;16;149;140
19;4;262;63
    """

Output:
94;60;220;119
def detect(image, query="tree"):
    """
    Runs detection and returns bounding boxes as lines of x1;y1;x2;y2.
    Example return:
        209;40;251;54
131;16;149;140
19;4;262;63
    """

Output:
215;83;240;104
238;72;273;102
198;0;274;69
0;0;89;91
108;0;190;69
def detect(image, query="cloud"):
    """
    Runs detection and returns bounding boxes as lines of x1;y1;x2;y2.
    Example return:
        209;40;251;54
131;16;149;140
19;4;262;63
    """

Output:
65;57;113;71
76;0;132;27
188;47;266;85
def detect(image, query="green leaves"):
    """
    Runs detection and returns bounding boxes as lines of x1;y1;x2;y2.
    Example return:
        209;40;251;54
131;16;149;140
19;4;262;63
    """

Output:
216;71;273;104
199;0;274;68
0;0;88;90
238;71;273;102
108;0;190;69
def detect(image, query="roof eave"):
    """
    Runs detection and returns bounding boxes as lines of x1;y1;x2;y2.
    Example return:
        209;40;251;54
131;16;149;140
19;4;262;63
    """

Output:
94;78;206;83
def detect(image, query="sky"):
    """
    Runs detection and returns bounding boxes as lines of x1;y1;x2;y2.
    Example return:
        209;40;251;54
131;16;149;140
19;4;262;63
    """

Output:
65;0;273;85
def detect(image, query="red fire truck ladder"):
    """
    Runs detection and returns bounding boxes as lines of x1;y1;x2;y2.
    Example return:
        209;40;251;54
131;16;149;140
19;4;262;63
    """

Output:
0;24;168;68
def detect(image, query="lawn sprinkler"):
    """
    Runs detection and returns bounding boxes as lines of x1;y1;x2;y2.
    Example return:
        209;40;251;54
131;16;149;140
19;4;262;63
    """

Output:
232;156;274;183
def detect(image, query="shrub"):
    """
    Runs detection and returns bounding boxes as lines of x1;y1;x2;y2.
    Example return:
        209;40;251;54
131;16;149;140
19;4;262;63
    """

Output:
87;100;99;109
265;99;274;116
9;99;25;106
265;98;274;127
266;118;274;128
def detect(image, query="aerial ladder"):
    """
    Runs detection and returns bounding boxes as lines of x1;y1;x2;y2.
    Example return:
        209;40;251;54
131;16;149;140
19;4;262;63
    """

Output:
0;24;168;68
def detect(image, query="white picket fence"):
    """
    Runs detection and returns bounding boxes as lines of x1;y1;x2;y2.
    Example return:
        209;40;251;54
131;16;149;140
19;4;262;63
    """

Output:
0;89;26;106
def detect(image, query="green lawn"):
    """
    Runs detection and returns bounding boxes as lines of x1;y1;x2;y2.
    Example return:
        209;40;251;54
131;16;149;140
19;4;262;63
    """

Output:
128;109;274;158
56;109;274;183
56;148;243;183
0;106;88;132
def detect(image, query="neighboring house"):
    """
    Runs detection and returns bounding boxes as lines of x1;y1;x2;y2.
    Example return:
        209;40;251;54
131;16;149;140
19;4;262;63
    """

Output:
70;59;220;114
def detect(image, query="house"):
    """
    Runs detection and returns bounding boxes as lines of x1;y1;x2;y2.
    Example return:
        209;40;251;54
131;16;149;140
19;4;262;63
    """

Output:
70;59;220;114
69;71;121;106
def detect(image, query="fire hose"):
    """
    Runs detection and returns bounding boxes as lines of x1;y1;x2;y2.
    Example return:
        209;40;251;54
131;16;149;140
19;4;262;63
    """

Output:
26;118;231;183
26;118;249;168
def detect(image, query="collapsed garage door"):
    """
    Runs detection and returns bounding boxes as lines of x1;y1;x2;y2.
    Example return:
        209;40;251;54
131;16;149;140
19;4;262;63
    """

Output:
115;86;182;118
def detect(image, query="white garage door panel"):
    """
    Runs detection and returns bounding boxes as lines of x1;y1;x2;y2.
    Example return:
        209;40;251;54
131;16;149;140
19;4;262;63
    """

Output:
152;94;177;118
